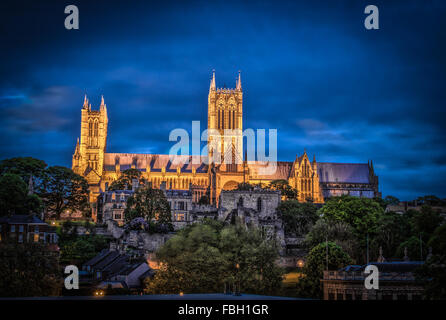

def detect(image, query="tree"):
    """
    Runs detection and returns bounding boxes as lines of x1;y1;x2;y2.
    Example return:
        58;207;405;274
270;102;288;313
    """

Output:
108;168;145;191
39;166;90;219
427;224;446;255
0;173;42;216
319;196;384;238
0;157;47;183
267;180;298;200
415;254;446;300
318;195;384;263
277;200;319;236
415;224;446;299
236;182;255;191
145;220;284;295
396;236;427;260
373;210;412;259
0;240;61;297
305;219;358;261
416;195;446;207
297;242;352;299
58;234;109;265
296;242;352;299
410;205;443;243
124;184;172;227
383;195;400;206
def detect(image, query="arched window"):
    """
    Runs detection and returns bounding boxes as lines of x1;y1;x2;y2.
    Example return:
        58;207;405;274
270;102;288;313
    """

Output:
94;120;98;137
257;197;262;212
88;120;93;146
233;110;236;129
222;110;225;129
228;110;231;129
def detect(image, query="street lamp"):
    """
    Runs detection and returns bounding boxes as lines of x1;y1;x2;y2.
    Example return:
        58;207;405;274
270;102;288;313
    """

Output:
234;263;241;296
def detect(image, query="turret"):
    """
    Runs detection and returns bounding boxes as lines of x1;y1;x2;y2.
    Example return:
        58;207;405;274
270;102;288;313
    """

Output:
100;94;107;112
83;94;89;109
210;69;216;91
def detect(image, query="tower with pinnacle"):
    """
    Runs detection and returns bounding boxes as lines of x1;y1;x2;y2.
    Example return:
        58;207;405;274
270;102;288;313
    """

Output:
207;70;243;169
72;95;108;201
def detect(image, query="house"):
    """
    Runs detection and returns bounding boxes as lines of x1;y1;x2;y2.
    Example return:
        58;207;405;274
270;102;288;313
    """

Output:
82;249;153;290
109;262;154;288
97;189;134;225
160;181;193;230
0;214;58;245
321;261;425;300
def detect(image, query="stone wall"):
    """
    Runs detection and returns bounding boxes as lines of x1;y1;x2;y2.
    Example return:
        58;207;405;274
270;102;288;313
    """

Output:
218;189;281;221
106;220;173;254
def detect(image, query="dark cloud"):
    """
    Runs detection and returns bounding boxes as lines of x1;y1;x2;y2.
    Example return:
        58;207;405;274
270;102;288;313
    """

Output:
0;0;445;200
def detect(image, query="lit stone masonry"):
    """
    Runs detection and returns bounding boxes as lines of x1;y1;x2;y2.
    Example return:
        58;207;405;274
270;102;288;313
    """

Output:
218;188;286;254
72;72;380;215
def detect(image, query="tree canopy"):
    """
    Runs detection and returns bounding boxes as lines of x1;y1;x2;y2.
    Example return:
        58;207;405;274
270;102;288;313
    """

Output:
0;241;61;297
415;224;446;299
267;180;298;200
0;157;47;182
277;200;319;236
124;184;172;228
39;166;90;219
296;241;352;298
145;219;284;295
319;195;384;238
0;173;42;216
108;168;146;191
0;158;91;219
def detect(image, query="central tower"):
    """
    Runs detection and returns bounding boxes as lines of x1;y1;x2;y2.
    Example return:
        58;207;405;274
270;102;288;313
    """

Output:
207;70;243;169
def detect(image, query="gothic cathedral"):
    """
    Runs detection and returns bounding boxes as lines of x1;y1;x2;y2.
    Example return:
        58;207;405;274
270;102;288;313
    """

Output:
73;71;380;205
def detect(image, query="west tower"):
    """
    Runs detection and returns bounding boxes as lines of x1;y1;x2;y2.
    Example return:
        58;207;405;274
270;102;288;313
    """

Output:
72;95;108;202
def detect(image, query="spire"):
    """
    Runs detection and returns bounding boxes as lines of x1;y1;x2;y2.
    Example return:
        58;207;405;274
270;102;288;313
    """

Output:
99;95;107;110
83;94;89;109
236;70;242;90
313;154;316;163
210;69;216;91
75;137;80;152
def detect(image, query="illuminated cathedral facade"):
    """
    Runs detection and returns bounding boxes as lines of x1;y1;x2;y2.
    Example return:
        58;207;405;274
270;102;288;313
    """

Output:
72;71;380;205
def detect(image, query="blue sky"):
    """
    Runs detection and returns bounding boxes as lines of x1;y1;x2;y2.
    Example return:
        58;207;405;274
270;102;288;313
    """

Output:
0;0;445;200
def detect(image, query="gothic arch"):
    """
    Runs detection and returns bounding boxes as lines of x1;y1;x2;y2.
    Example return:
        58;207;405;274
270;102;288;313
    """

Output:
222;180;238;190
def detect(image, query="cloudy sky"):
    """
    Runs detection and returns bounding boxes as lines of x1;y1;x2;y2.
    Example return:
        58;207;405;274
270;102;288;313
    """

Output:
0;0;445;200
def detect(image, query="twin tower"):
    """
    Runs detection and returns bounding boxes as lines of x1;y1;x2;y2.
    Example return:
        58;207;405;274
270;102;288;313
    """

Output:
73;71;244;201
